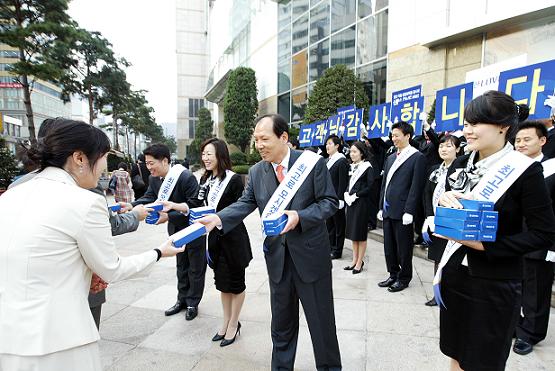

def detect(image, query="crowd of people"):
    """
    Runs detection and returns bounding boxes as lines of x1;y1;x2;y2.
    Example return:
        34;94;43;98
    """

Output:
0;90;554;371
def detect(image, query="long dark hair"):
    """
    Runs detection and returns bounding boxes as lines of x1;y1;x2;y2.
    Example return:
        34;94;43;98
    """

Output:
200;138;232;183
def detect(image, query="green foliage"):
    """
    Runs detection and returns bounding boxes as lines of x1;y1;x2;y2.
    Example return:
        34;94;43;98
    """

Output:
0;146;19;189
223;67;258;152
187;139;201;165
231;165;250;174
248;142;261;164
304;65;369;124
230;151;248;166
427;98;436;125
196;107;214;142
162;135;177;154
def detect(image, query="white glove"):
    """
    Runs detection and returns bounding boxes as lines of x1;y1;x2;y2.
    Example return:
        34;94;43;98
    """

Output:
339;200;345;209
343;192;351;206
546;251;555;262
402;213;413;225
377;210;383;221
422;216;435;234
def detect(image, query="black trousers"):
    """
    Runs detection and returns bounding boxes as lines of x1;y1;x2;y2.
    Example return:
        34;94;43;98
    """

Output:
90;305;102;330
176;238;207;307
269;250;341;371
515;258;554;344
383;218;414;284
326;208;346;255
367;177;381;229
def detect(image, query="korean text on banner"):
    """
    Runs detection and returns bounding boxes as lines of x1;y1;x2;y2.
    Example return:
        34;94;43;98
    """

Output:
327;114;342;137
299;123;315;148
343;108;364;141
312;120;328;146
435;82;473;132
368;102;391;139
391;85;424;134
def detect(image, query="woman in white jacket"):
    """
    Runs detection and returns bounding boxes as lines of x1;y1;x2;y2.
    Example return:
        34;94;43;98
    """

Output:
0;119;185;371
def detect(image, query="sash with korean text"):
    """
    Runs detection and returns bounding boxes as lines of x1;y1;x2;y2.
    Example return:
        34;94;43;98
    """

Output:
326;152;346;170
157;164;186;201
207;170;235;209
348;161;372;193
383;146;419;210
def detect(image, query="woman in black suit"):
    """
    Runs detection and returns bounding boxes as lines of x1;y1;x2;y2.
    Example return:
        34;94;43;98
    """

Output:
325;135;349;260
436;91;555;371
344;141;375;274
164;138;252;347
422;134;460;306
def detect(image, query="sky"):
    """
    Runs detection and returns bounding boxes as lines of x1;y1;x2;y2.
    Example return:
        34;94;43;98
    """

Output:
68;0;177;125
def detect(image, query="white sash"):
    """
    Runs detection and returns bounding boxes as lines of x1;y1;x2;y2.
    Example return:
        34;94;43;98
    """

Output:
432;172;448;210
207;170;235;209
432;151;535;307
157;164;186;201
326;152;346;170
384;146;419;198
261;151;320;222
348;161;371;192
542;158;555;179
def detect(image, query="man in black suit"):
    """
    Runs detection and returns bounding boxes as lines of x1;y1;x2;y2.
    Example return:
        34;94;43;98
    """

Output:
541;107;555;158
199;114;341;370
128;144;206;321
377;121;426;292
513;121;555;355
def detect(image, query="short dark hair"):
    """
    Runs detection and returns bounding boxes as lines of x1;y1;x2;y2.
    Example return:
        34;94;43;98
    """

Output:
117;162;128;171
391;121;414;137
27;119;111;171
517;120;548;139
138;153;145;162
200;138;232;183
143;143;171;162
289;137;299;149
438;134;461;148
350;141;368;160
326;134;343;152
465;90;529;127
255;114;289;138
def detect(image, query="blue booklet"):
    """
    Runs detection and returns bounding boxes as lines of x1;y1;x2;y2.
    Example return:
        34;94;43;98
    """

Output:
172;224;206;247
435;207;481;221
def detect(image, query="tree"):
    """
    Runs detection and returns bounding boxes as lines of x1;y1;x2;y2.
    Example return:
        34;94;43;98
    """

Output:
304;65;369;123
0;140;18;189
188;107;214;164
223;67;258;153
0;0;75;141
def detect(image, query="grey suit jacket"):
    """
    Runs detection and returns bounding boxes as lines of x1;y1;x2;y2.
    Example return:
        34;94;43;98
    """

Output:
218;149;338;283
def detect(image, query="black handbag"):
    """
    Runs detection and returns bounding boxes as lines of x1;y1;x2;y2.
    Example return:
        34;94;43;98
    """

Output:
132;164;146;190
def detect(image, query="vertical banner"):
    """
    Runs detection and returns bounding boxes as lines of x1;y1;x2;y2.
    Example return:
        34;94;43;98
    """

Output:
298;123;315;148
327;114;342;137
391;85;424;134
498;59;555;119
435;82;474;132
311;120;328;146
367;103;391;138
343;108;364;141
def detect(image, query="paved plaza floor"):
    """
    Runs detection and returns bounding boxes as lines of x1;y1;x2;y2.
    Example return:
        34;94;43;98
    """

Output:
101;211;555;370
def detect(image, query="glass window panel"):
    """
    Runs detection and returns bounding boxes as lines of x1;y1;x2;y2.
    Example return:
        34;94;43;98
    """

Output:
292;13;309;54
357;59;387;106
358;0;372;19
311;0;322;6
331;0;356;33
375;0;388;11
278;26;291;64
291;49;308;88
291;86;308;122
292;0;309;19
376;9;388;58
309;38;329;82
330;25;355;68
278;61;291;94
357;15;376;65
278;93;291;123
278;1;291;30
310;1;330;44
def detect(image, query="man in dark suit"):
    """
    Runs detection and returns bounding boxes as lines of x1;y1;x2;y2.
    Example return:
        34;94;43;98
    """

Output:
129;144;206;321
541;107;555;158
198;114;341;371
513;121;555;355
377;121;426;292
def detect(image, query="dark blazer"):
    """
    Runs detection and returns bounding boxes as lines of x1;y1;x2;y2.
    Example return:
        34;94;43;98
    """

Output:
379;150;426;220
413;128;441;170
327;157;349;201
346;165;375;198
444;155;555;280
542;128;555;159
218;149;339;284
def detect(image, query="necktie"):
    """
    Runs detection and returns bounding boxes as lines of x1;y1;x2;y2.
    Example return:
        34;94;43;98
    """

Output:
276;164;285;183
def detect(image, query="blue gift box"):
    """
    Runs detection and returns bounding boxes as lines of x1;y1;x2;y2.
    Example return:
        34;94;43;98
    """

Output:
482;211;499;222
435;225;479;240
171;223;206;247
108;204;121;212
145;211;160;225
145;203;164;212
190;206;215;217
435;207;481;221
479;231;497;242
264;217;288;236
480;221;498;231
459;199;495;211
263;213;288;229
434;216;480;230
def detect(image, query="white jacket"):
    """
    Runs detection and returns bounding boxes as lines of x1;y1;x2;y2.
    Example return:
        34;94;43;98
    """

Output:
0;167;157;356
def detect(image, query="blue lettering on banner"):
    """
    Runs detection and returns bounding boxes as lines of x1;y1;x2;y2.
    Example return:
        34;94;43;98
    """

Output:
391;85;424;133
343;108;364;141
435;82;474;132
299;123;315;148
312;120;328;146
327;114;342;137
478;164;515;200
368;102;391;138
498;59;555;119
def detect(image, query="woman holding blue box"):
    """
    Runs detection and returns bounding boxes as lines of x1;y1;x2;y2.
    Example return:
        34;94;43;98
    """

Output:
422;134;461;306
163;138;252;347
435;91;555;371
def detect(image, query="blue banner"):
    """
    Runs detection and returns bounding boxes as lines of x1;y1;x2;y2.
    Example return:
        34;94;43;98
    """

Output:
391;85;424;133
312;120;328;146
435;82;473;132
367;103;391;139
343;108;364;141
298;123;315;148
498;59;555;119
326;114;342;137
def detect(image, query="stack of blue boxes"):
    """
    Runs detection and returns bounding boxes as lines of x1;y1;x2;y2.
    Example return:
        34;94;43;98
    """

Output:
263;213;288;236
189;206;216;225
108;204;121;212
171;223;207;247
145;203;164;224
435;199;498;242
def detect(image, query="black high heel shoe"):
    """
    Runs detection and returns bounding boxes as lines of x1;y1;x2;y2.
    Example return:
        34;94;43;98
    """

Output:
220;322;241;347
344;264;356;271
212;332;225;341
352;261;365;274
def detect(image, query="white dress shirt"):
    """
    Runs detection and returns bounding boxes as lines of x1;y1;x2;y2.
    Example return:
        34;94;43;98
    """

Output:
272;148;291;179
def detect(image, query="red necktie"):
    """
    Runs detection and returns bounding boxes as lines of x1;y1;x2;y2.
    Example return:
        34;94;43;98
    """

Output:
276;164;285;183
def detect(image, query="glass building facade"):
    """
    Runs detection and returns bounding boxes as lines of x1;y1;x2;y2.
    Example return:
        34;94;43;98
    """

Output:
277;0;388;124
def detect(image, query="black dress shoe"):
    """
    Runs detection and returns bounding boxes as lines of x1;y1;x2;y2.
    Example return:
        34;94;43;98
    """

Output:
212;332;225;341
388;281;408;292
425;297;438;306
378;277;396;287
414;235;424;245
185;306;198;321
352;261;365;274
344;264;356;271
330;252;342;260
165;301;184;316
220;322;241;347
513;338;533;355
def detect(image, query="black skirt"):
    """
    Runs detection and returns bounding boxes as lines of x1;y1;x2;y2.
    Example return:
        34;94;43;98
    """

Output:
427;235;447;262
439;264;522;371
213;252;246;294
345;196;370;241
